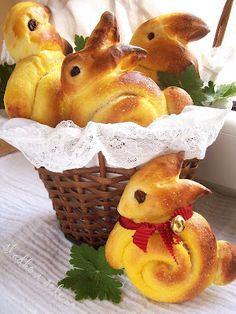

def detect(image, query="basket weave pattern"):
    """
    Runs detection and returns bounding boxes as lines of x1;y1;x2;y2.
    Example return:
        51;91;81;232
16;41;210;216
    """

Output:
37;153;198;247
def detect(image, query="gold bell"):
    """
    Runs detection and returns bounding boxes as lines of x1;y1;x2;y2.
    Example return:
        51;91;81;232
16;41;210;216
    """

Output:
171;215;186;234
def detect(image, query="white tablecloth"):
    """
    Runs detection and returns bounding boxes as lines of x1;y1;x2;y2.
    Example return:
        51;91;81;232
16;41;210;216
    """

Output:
0;152;236;314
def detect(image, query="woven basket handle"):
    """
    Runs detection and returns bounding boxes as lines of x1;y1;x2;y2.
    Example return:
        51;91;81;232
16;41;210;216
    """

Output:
213;0;234;47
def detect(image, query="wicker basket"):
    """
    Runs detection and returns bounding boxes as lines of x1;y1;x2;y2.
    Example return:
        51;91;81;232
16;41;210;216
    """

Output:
37;0;232;247
0;139;15;157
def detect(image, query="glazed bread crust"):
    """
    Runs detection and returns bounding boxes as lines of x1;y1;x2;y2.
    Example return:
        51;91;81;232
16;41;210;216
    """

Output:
117;152;209;223
61;12;193;127
3;2;71;127
4;51;64;126
130;13;209;83
3;2;68;62
4;6;193;127
61;12;169;127
105;152;236;303
62;69;167;127
214;241;236;285
163;86;193;114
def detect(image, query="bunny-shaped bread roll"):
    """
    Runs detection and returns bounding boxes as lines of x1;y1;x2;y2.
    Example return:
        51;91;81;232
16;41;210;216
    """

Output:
4;1;72;62
105;152;236;303
61;12;192;127
3;2;72;127
130;13;210;83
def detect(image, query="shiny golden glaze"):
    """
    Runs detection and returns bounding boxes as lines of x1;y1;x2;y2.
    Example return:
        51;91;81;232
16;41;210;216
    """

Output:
4;6;193;127
106;153;236;303
61;12;193;127
4;1;70;62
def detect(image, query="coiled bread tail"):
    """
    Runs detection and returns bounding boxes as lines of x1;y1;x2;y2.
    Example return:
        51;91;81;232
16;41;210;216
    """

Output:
61;12;193;127
3;1;72;127
105;152;236;303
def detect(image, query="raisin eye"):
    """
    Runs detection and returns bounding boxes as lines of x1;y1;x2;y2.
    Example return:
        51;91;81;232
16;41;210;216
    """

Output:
70;66;81;77
28;19;38;31
134;190;147;203
147;32;155;40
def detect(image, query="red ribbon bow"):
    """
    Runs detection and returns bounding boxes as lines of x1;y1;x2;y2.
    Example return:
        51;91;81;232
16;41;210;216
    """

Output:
119;205;193;262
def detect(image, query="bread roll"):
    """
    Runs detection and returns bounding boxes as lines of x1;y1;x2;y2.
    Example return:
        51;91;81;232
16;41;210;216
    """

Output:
130;13;210;83
106;152;236;303
4;6;194;127
3;2;72;127
4;2;72;62
61;12;192;127
164;86;193;114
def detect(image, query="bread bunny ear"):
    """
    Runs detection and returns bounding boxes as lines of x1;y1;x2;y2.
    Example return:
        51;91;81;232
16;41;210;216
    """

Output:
61;38;73;55
115;45;147;70
132;152;185;185
85;11;119;51
42;4;51;16
96;45;147;71
162;13;210;43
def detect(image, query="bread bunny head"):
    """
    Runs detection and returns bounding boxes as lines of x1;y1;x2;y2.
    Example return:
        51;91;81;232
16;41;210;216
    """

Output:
118;152;210;223
130;13;210;82
4;1;72;62
61;11;147;95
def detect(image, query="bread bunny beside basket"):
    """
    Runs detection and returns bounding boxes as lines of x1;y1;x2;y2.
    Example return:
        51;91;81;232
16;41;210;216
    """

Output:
105;152;236;303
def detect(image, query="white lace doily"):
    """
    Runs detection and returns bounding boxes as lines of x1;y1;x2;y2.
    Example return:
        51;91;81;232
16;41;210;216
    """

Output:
0;106;228;172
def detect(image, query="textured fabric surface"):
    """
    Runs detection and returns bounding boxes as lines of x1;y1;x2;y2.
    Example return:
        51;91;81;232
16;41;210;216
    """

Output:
0;152;235;314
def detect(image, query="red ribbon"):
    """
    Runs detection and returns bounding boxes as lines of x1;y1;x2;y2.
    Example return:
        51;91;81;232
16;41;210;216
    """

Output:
119;205;193;262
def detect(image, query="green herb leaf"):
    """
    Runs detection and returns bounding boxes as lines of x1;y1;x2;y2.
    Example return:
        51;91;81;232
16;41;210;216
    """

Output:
202;81;236;106
158;64;207;105
0;63;15;109
158;65;236;108
179;64;204;91
202;81;218;103
216;83;236;99
158;71;180;90
203;80;216;94
178;65;206;104
74;35;89;52
58;244;124;304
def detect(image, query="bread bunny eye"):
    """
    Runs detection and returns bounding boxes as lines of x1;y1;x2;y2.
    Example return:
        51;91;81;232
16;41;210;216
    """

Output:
28;19;38;31
147;32;155;40
70;66;81;77
134;190;147;203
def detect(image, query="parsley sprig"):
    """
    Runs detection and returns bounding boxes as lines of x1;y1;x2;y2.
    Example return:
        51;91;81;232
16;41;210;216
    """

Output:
0;62;15;109
58;244;124;303
74;35;89;52
158;65;236;108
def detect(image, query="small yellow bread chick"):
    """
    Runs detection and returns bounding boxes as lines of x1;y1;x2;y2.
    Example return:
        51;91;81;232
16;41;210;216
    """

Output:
130;13;210;83
106;152;236;303
3;1;72;127
61;12;193;128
